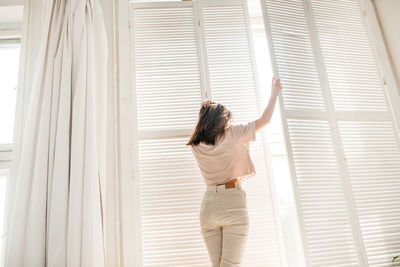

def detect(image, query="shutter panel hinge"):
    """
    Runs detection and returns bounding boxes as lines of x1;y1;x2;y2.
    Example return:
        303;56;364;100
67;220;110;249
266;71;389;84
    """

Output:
362;9;367;17
198;19;201;27
128;20;132;29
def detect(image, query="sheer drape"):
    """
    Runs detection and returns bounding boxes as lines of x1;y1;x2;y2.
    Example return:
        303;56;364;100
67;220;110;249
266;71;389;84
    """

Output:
5;0;107;266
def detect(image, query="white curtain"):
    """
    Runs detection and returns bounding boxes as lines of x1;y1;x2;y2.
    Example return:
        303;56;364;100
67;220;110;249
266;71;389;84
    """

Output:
5;0;107;266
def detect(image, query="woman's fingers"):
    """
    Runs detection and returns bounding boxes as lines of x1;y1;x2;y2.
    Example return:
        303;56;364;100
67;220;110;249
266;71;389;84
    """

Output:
273;78;281;86
277;80;282;89
271;78;283;94
272;77;282;85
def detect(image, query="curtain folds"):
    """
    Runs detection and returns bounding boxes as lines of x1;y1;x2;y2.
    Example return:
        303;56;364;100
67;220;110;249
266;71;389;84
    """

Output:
5;0;108;266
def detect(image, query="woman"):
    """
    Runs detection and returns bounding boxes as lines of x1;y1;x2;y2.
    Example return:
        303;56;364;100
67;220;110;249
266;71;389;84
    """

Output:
186;77;283;266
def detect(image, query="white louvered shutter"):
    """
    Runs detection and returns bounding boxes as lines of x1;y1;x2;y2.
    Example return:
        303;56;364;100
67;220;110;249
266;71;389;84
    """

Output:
131;2;208;266
310;1;400;266
198;0;283;266
131;0;283;266
133;2;204;133
261;0;400;266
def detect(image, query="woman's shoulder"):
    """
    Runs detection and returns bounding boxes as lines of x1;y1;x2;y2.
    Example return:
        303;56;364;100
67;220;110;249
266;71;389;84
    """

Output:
228;120;256;144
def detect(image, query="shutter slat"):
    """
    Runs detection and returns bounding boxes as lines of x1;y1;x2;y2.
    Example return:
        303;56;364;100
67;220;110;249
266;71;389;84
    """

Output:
263;0;326;112
202;4;259;123
263;0;400;266
285;118;359;267
139;137;209;267
339;120;400;267
310;0;387;112
309;0;400;265
133;6;202;132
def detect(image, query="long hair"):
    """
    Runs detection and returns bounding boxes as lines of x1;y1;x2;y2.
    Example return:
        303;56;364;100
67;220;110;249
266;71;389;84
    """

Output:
186;100;232;146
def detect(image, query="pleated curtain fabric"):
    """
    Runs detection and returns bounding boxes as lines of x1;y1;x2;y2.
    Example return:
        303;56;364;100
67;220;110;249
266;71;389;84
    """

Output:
5;0;107;266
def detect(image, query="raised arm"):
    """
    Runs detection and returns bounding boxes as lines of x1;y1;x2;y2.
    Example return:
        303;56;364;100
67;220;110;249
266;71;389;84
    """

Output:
255;77;283;132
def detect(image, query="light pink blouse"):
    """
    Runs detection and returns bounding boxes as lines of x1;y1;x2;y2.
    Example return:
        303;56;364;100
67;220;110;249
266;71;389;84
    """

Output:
190;120;257;186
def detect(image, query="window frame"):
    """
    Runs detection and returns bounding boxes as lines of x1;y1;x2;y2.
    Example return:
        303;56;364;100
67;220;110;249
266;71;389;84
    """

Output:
0;38;21;170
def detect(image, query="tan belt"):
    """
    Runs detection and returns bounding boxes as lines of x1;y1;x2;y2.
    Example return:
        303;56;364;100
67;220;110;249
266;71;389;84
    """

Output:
217;177;240;189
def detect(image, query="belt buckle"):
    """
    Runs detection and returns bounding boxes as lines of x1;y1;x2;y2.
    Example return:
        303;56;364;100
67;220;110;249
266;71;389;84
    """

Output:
225;182;236;189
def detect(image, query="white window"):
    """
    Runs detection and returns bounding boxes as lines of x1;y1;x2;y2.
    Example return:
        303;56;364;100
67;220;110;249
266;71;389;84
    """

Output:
0;3;24;265
0;40;20;146
0;39;21;267
129;0;285;266
261;0;400;266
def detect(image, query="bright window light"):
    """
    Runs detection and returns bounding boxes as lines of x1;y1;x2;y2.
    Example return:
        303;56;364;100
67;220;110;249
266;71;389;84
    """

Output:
246;0;306;265
0;42;20;145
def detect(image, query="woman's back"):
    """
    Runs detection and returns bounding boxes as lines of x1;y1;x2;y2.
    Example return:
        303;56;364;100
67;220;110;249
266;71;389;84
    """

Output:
191;120;257;186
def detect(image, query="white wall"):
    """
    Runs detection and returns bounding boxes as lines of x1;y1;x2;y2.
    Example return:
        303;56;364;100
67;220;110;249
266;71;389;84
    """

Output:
373;0;400;94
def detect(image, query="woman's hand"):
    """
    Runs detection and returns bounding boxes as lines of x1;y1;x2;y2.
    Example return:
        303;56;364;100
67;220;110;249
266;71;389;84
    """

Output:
271;77;283;97
255;77;283;132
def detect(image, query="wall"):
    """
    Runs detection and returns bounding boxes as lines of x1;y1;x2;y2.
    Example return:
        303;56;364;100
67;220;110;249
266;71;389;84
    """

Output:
373;0;400;94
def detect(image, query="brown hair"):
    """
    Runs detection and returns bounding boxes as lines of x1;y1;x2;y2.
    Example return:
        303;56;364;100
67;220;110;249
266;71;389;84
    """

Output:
186;100;232;146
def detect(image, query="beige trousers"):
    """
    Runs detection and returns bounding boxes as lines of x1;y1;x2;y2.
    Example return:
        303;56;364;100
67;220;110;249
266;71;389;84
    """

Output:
199;182;249;267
